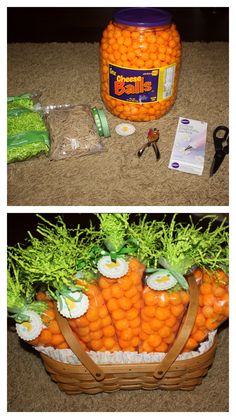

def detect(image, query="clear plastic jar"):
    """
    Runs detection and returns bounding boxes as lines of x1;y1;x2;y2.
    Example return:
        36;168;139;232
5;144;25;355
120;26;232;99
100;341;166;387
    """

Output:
100;8;181;122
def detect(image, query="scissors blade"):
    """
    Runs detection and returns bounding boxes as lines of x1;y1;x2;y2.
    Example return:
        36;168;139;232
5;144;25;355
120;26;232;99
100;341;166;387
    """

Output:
185;145;192;151
210;153;226;176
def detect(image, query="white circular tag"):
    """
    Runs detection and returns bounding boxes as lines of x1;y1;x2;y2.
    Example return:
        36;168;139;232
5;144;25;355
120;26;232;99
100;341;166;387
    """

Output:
115;123;136;137
146;269;177;291
16;310;43;341
57;291;89;318
97;256;129;278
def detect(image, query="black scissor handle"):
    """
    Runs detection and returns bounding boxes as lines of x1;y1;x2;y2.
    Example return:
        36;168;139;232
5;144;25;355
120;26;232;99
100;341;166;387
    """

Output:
213;125;229;152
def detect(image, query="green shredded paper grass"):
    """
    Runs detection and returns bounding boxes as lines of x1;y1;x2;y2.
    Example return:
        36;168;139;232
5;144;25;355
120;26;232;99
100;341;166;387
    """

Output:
7;214;229;311
7;96;49;163
7;94;35;111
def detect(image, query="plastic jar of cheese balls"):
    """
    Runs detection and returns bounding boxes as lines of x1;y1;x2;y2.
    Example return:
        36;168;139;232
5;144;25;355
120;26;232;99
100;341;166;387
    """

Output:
100;8;181;121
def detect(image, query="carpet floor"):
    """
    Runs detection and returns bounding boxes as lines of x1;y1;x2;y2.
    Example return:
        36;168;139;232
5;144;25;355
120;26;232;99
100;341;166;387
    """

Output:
7;323;228;412
7;42;229;206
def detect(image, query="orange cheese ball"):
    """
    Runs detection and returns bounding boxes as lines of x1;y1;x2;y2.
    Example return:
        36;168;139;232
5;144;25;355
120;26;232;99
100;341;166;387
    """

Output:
100;19;181;121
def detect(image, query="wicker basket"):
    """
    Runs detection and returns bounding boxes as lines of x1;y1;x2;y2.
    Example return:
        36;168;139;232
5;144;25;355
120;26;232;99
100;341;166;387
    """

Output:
40;276;217;394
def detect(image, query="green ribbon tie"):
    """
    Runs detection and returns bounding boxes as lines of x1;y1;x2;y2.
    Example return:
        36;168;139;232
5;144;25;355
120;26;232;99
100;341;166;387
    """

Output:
8;300;47;323
76;239;139;270
56;286;84;314
158;256;189;290
100;238;139;261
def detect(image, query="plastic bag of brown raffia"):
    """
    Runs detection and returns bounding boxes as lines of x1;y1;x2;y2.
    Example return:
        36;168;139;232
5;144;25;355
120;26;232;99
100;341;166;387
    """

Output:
44;104;110;161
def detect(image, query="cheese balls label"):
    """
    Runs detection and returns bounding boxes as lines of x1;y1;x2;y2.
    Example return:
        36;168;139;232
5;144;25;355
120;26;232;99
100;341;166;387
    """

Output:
108;63;176;103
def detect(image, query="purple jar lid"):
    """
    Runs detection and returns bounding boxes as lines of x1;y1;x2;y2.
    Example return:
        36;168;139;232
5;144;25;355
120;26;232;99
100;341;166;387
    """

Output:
113;7;172;28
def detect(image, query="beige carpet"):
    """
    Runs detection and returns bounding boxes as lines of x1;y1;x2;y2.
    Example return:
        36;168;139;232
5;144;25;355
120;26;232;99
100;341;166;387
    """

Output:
7;42;228;206
7;323;228;412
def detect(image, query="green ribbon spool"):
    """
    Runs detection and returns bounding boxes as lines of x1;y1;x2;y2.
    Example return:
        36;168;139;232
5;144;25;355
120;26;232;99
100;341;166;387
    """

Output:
91;107;110;138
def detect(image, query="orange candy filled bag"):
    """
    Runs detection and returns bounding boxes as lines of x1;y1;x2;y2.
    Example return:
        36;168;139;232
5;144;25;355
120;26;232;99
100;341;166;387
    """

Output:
27;292;69;349
140;285;189;353
98;258;145;351
68;281;121;352
182;268;229;352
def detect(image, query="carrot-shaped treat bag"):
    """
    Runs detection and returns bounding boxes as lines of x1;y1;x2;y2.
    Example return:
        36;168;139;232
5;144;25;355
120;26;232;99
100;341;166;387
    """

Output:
136;215;205;353
181;216;229;352
7;262;47;346
55;223;120;352
8;215;95;350
71;279;121;352
96;214;144;351
9;215;121;352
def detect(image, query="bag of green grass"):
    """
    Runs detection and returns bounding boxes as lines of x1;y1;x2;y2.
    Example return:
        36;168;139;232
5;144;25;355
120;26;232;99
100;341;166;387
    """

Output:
7;107;49;163
7;92;40;111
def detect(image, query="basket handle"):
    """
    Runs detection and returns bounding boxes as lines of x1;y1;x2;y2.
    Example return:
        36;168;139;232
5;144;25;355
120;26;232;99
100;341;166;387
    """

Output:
153;274;199;379
54;303;105;381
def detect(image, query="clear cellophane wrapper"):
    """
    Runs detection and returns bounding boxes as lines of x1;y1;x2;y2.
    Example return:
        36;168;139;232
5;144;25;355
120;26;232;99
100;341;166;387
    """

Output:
67;281;120;352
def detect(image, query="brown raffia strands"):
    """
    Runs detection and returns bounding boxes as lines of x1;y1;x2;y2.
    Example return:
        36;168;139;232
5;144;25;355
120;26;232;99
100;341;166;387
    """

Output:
39;277;215;394
7;42;228;206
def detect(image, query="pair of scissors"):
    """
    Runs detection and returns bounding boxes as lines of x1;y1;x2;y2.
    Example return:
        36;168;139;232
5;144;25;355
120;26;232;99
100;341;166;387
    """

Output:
210;125;229;176
137;128;160;160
